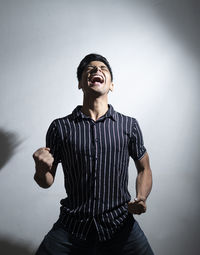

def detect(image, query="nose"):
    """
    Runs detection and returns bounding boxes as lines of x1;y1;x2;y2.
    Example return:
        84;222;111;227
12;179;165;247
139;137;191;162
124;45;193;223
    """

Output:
91;66;102;73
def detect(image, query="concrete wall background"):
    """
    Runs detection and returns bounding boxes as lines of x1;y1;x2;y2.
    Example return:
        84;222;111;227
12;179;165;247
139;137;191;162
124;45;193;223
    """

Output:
0;0;199;254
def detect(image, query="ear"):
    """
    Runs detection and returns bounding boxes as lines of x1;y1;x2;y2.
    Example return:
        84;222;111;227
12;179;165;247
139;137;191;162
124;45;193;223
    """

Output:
110;82;114;91
78;82;81;90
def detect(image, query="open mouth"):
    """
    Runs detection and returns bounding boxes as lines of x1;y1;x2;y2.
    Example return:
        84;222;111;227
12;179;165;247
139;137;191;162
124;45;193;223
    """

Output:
89;75;104;85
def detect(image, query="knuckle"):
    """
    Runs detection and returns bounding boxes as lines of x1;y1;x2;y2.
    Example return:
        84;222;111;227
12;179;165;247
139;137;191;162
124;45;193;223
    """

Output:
42;158;49;164
38;155;44;161
43;158;52;167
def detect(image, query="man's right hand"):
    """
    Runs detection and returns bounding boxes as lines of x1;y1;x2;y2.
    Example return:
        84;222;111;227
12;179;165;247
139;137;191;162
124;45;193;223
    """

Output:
33;147;54;173
33;147;57;188
33;148;56;188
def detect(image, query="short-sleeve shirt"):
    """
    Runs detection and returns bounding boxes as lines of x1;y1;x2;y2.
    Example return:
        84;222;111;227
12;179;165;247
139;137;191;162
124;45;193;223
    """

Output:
46;104;146;241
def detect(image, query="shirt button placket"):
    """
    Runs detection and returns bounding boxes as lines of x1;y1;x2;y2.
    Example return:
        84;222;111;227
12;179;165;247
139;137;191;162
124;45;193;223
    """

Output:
91;121;98;214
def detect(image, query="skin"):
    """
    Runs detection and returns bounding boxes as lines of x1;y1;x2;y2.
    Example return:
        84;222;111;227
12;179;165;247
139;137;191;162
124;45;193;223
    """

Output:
33;60;153;214
33;147;56;188
128;152;152;214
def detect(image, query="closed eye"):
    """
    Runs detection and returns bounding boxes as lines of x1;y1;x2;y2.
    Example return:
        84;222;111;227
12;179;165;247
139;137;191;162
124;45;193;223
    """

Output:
85;65;108;72
101;66;108;71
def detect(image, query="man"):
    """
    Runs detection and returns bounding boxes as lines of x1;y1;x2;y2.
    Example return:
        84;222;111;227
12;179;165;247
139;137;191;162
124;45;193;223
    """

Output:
33;53;154;255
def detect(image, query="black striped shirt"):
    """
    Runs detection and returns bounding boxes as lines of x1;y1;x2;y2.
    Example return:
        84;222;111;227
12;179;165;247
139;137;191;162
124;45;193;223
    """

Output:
46;104;146;241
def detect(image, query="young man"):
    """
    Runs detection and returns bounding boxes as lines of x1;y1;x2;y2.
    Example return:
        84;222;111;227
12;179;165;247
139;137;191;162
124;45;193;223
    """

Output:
33;53;154;255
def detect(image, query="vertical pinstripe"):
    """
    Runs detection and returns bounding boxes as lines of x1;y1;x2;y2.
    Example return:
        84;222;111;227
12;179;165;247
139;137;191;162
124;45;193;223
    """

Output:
46;104;146;241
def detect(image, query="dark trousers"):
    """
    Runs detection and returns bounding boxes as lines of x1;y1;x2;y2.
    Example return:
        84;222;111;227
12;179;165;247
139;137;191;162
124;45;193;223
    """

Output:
35;216;154;255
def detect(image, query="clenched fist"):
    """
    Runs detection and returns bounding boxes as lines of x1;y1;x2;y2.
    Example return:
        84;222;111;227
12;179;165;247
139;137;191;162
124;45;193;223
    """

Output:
33;147;54;173
33;147;56;188
128;197;147;215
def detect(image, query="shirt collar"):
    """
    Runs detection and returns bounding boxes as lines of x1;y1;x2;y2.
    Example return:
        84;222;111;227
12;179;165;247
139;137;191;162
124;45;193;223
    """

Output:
71;104;116;121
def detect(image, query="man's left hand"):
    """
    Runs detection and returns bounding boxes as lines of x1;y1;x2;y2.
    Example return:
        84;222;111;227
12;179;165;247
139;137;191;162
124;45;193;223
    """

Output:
128;198;147;215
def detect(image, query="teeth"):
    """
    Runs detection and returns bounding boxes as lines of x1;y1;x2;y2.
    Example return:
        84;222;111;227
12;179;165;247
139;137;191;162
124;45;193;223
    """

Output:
90;75;104;83
92;75;102;79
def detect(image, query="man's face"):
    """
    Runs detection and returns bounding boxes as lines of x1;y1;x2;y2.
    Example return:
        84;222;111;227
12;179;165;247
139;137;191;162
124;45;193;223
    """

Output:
78;61;114;96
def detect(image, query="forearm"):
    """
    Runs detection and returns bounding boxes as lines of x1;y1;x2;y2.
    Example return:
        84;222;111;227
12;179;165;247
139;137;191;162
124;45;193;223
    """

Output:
34;169;54;188
136;167;152;201
33;147;57;188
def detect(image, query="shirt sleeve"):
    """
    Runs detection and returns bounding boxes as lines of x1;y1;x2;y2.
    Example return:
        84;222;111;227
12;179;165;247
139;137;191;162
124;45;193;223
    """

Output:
46;120;61;165
129;119;147;161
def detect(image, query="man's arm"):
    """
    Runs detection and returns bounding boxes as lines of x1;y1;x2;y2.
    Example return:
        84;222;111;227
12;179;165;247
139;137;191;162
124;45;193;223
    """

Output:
128;152;153;214
33;147;58;188
135;152;152;201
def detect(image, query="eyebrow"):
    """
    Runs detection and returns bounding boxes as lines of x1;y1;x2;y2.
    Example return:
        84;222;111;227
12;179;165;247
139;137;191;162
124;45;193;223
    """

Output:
86;65;108;68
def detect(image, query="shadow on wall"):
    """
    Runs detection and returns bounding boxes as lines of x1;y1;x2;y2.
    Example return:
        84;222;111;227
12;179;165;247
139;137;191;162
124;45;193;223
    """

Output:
0;238;34;255
0;128;22;170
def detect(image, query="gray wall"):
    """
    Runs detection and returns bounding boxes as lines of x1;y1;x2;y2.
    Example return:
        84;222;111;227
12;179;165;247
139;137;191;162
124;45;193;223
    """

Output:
0;0;199;254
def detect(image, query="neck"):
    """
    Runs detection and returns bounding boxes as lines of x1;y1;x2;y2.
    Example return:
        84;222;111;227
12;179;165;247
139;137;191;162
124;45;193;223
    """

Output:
81;94;109;121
